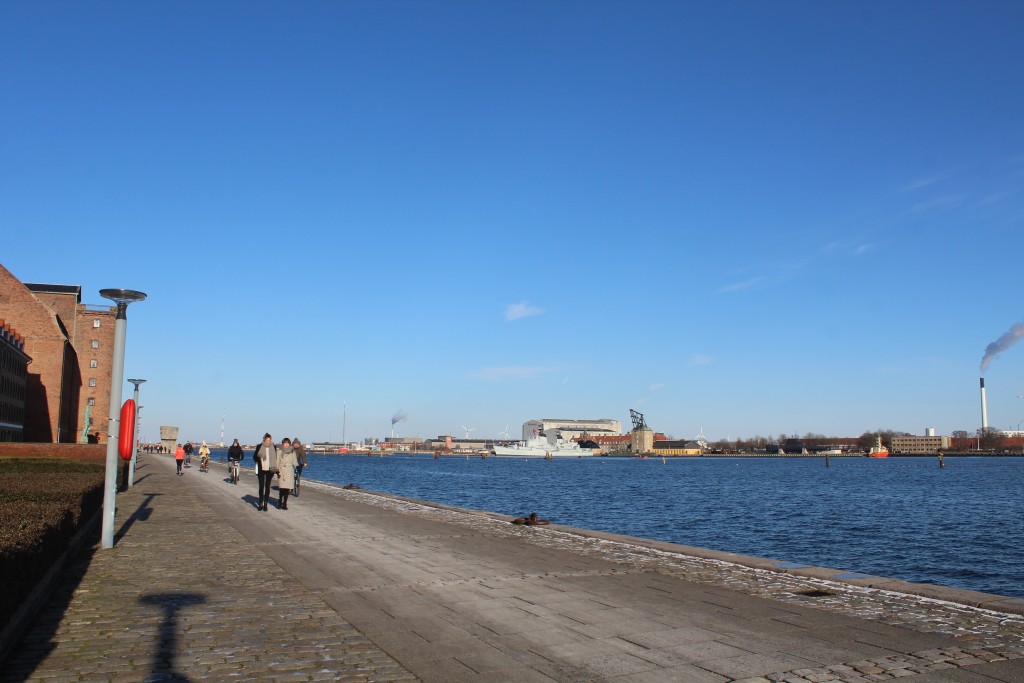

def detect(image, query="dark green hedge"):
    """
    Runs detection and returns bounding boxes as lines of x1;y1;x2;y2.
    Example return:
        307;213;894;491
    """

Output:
0;460;104;628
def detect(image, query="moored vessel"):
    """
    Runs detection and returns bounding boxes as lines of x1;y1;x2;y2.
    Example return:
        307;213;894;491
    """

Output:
868;436;889;458
492;430;595;457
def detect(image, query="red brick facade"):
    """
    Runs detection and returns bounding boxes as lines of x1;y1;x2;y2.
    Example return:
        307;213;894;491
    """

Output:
0;265;116;443
26;285;117;442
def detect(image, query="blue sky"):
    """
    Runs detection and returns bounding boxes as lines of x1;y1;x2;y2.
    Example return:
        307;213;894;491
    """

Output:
3;1;1023;444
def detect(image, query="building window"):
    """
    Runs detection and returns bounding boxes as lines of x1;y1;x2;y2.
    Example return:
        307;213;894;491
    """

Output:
88;398;95;406
91;340;99;348
93;319;101;328
89;378;97;387
90;359;98;368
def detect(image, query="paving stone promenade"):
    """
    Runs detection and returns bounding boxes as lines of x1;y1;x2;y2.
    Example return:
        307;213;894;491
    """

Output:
3;452;1024;682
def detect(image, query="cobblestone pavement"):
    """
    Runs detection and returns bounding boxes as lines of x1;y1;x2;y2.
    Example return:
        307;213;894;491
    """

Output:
0;458;417;683
5;455;1024;683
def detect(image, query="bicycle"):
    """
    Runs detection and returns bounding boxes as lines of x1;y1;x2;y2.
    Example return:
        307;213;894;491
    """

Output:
293;466;301;496
199;455;209;473
229;459;240;485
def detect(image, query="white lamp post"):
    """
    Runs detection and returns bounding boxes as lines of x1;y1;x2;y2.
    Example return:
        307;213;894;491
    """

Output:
126;379;146;487
100;288;146;549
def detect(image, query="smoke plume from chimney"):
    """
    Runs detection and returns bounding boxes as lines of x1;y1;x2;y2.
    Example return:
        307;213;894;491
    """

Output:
391;410;407;426
980;320;1024;374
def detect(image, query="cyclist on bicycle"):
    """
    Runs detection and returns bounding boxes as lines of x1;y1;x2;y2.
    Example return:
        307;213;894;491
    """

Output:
293;438;308;496
198;441;211;472
227;438;244;484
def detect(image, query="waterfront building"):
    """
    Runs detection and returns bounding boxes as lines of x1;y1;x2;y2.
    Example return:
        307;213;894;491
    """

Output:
890;434;951;454
631;425;655;454
590;434;632;454
522;418;622;441
426;435;488;451
0;320;30;441
652;440;703;456
0;265;117;443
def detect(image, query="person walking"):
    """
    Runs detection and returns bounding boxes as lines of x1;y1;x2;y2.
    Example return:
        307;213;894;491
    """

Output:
276;438;298;509
253;433;277;511
292;438;307;497
174;443;185;475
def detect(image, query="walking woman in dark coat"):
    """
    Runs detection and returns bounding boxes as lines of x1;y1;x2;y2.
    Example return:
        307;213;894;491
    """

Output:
253;433;277;511
292;438;308;496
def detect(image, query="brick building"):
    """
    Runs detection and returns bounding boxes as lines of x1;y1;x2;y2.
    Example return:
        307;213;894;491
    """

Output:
0;320;31;441
0;265;116;443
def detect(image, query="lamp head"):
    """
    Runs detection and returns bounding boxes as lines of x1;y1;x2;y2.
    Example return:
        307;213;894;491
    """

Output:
100;289;147;305
100;289;146;319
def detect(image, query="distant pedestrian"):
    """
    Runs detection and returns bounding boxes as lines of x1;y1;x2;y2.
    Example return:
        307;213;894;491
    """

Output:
174;443;185;475
292;438;307;497
184;441;194;468
276;438;298;509
253;433;277;511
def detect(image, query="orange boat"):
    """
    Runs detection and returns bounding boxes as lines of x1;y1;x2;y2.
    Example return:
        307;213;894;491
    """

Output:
868;436;889;458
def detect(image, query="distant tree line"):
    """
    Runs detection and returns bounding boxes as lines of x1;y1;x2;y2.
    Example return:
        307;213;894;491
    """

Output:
706;428;1023;453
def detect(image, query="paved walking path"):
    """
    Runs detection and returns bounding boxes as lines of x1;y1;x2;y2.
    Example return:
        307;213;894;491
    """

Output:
4;453;1024;682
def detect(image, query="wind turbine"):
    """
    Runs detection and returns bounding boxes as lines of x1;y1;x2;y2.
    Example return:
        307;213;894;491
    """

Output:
461;425;477;439
499;425;511;440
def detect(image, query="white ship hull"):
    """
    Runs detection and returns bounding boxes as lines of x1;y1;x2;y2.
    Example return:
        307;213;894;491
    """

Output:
492;446;596;457
492;436;595;457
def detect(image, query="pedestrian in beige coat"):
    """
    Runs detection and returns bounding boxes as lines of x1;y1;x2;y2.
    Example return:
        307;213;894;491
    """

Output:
275;437;298;510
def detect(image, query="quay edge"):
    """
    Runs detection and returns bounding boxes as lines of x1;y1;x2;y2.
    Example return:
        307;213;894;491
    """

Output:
309;477;1024;618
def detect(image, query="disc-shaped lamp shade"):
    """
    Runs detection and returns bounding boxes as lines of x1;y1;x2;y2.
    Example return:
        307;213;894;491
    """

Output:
100;289;147;305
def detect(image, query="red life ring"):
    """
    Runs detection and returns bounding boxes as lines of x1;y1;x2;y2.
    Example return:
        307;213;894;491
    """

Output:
118;400;136;460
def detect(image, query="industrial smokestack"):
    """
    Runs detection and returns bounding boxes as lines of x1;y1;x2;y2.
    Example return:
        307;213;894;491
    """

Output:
980;377;989;431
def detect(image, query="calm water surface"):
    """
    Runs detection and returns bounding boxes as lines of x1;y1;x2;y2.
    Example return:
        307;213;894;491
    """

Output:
219;452;1024;599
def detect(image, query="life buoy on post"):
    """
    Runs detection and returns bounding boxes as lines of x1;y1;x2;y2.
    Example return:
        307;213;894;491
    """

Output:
118;399;136;461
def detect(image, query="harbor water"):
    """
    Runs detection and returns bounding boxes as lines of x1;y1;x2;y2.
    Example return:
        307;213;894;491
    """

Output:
214;452;1024;600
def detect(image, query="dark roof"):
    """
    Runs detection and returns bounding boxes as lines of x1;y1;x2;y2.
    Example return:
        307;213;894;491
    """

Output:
24;283;82;302
653;440;702;450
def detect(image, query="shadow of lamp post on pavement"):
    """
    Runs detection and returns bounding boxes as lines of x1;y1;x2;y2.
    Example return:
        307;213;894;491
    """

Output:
140;592;206;681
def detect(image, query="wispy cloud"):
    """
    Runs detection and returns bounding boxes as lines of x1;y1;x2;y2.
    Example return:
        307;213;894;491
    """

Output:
977;190;1018;206
824;241;874;256
897;175;947;193
471;365;561;381
906;194;965;214
505;301;543;321
649;383;666;391
689;354;713;366
718;277;766;293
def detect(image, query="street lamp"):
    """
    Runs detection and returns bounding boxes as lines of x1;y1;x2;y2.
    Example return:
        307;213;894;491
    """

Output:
126;379;147;488
100;288;147;549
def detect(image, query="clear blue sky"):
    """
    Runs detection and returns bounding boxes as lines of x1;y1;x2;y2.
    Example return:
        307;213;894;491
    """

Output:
3;1;1023;444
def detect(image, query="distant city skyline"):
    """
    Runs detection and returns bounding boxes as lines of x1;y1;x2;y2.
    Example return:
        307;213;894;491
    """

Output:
2;1;1023;443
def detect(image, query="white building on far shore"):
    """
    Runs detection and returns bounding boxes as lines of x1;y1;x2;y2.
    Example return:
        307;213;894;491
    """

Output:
522;418;622;441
